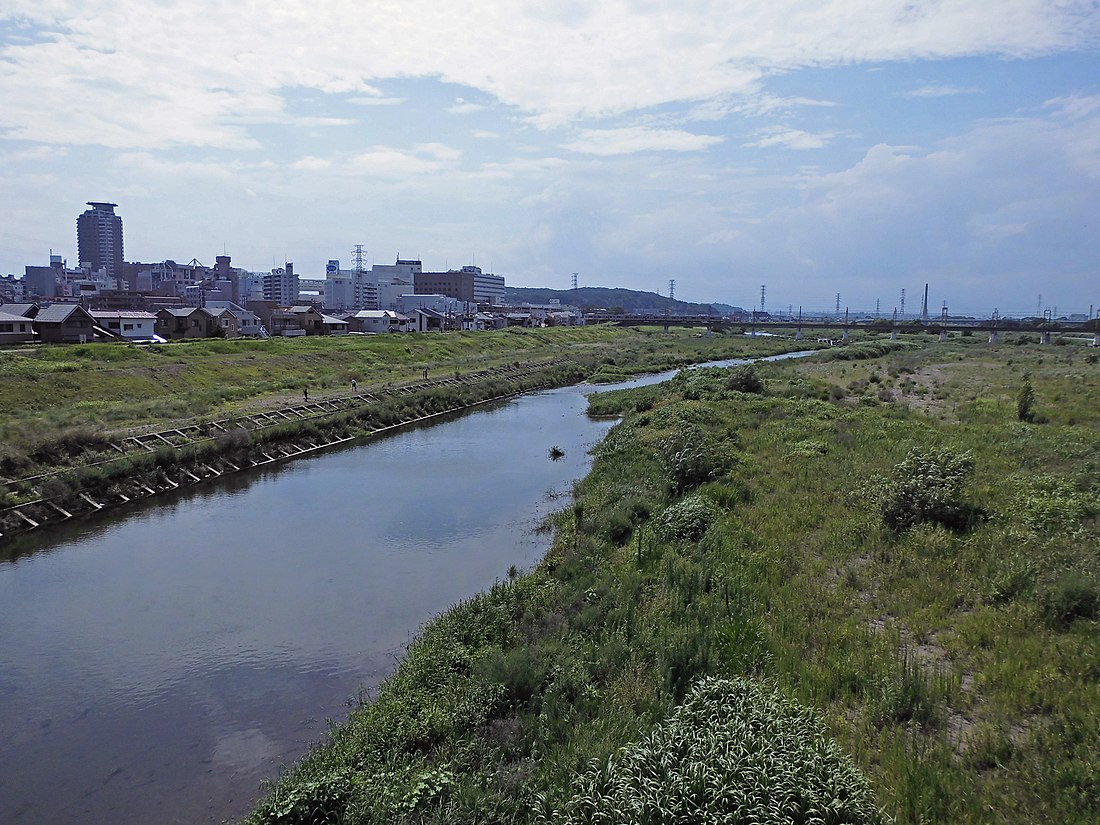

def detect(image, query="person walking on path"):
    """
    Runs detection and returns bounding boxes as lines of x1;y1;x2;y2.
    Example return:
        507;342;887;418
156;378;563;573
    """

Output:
303;387;309;402
351;379;357;392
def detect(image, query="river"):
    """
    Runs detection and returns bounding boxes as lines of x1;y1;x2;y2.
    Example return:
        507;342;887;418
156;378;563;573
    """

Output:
0;352;812;824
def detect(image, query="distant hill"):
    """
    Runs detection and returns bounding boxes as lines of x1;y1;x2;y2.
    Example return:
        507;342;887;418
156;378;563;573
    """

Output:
709;302;747;315
504;286;729;316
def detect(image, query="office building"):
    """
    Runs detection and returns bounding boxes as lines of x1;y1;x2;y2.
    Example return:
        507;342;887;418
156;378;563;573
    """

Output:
77;202;124;280
414;265;505;305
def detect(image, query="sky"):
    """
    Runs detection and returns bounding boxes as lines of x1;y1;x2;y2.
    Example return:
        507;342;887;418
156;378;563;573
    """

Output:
1;1;1098;316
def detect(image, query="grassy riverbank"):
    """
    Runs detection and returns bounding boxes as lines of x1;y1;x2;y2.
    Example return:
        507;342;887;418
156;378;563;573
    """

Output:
243;335;1098;824
0;327;802;482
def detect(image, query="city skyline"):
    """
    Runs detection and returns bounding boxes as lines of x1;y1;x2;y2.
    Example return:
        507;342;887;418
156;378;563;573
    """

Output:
2;2;1099;315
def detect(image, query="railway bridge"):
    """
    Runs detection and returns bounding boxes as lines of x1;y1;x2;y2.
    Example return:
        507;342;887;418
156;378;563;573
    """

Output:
589;311;1100;346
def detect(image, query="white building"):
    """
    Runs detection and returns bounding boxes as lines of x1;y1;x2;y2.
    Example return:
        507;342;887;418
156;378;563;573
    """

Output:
372;258;422;280
346;309;412;334
297;277;325;304
89;310;159;340
263;264;298;304
396;293;466;316
324;257;423;311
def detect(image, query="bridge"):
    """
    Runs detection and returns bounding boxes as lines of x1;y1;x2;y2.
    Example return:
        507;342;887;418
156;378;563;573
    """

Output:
586;312;1100;345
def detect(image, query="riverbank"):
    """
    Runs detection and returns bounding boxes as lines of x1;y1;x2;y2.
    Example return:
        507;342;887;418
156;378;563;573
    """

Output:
244;336;1099;824
1;329;812;548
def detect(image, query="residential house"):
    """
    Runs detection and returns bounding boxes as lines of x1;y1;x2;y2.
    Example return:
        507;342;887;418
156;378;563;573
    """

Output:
345;309;411;334
33;303;96;343
320;313;349;335
206;301;263;336
0;309;35;344
269;305;325;336
156;307;217;339
0;303;39;319
90;310;159;340
209;307;242;338
504;312;536;328
413;307;446;333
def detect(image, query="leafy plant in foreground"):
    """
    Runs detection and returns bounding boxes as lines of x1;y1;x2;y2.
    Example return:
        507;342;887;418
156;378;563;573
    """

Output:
545;676;888;825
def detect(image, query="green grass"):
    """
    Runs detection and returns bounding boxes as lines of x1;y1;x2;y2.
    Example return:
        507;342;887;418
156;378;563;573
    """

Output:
240;336;1098;824
0;327;807;480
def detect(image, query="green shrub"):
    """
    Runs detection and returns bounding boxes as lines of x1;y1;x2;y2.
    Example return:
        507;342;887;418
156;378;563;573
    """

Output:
549;677;887;825
725;364;764;394
1041;570;1100;627
656;494;720;543
1017;475;1098;530
656;425;739;493
879;446;978;532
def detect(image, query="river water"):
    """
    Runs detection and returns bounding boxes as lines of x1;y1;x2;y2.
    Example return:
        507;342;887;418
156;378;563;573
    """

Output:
0;353;810;824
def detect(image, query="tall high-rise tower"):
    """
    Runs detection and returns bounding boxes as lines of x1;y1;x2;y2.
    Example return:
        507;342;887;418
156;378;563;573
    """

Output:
77;202;124;279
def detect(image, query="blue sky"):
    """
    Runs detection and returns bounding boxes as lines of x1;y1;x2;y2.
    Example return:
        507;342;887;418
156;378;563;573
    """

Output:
1;1;1098;315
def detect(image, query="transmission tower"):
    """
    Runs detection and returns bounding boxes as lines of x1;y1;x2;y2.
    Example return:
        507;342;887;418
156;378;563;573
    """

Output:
668;279;675;301
571;272;578;290
351;244;367;274
875;298;881;318
760;285;766;313
900;288;907;318
835;293;841;315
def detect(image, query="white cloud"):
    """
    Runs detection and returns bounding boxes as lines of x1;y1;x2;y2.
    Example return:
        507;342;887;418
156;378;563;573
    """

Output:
347;96;407;106
897;84;982;98
1044;93;1100;121
348;143;462;177
2;2;1098;149
744;127;837;149
563;127;724;155
447;99;487;115
290;156;332;171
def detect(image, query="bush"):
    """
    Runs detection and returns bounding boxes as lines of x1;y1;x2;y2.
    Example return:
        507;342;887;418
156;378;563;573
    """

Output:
725;364;764;394
1041;571;1099;627
656;494;720;543
879;446;977;532
550;677;888;825
657;425;739;493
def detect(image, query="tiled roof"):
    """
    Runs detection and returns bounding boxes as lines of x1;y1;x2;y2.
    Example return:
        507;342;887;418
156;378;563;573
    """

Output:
160;307;208;317
0;303;37;317
34;303;88;323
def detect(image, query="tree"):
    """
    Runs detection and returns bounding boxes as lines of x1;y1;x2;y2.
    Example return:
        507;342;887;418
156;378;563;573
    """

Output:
1017;378;1035;422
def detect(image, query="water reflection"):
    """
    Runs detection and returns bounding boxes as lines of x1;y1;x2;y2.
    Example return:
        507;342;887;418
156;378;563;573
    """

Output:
0;386;616;824
0;353;816;824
